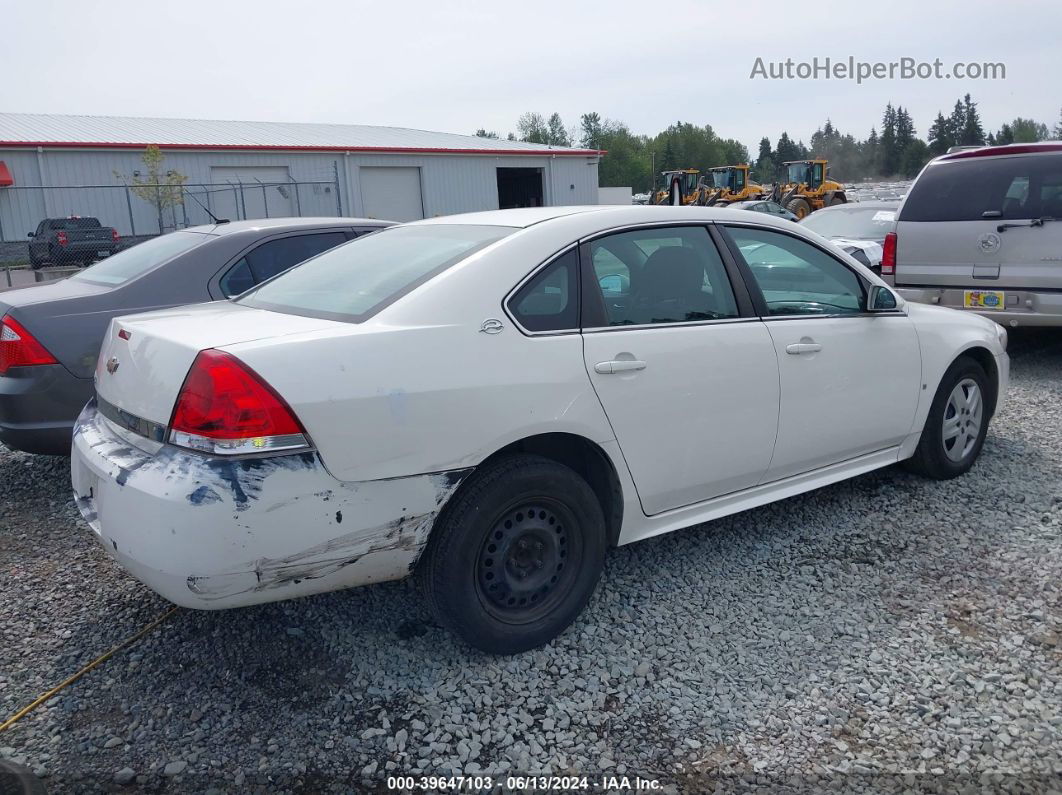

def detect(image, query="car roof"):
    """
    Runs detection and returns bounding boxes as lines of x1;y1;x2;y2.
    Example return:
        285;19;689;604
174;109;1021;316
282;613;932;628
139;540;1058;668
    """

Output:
727;200;764;208
936;141;1062;162
183;216;393;235
407;204;807;231
815;200;899;213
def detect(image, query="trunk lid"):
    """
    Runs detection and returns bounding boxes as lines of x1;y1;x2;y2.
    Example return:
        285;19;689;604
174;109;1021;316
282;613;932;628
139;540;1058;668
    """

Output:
95;302;345;427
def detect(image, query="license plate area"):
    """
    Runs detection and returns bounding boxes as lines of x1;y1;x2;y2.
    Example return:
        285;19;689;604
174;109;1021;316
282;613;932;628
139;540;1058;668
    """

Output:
964;289;1005;310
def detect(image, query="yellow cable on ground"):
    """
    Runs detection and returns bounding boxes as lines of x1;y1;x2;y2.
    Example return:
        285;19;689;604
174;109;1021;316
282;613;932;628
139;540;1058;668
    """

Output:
0;606;179;733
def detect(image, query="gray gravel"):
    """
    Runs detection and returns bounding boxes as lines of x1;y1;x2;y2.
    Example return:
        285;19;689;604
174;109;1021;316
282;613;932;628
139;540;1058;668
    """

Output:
2;332;1061;793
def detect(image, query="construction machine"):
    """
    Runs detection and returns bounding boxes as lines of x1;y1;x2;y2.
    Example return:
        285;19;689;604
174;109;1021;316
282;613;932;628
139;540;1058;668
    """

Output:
651;169;703;205
770;159;847;219
697;164;768;206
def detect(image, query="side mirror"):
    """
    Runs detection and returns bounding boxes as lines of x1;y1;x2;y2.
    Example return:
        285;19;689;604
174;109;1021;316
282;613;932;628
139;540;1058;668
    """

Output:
27;232;34;237
867;285;898;312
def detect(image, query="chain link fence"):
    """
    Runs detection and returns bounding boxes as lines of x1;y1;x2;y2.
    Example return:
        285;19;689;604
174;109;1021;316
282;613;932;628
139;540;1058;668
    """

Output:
0;173;343;271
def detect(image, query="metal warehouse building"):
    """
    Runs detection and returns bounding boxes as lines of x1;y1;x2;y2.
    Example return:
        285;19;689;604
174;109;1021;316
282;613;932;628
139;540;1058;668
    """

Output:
0;113;603;241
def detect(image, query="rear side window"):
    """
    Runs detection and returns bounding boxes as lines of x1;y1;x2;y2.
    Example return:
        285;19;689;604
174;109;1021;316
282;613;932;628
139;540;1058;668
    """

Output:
239;224;513;322
509;248;579;332
585;226;738;327
900;154;1062;221
220;231;349;297
71;231;209;286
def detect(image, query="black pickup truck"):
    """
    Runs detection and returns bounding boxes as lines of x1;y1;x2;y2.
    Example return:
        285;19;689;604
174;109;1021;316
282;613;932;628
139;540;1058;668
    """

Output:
27;217;120;268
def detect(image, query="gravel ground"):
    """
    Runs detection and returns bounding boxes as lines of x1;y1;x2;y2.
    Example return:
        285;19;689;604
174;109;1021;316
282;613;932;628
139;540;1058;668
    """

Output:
1;332;1061;794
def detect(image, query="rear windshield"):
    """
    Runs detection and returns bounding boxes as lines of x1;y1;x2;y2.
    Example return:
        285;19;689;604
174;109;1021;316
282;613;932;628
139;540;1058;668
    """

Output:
70;231;209;286
900;153;1062;222
49;217;102;230
238;224;514;322
801;206;897;239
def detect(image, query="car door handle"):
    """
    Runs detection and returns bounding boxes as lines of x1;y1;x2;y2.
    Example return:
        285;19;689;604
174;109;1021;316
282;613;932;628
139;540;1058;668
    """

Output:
595;360;647;374
785;342;822;355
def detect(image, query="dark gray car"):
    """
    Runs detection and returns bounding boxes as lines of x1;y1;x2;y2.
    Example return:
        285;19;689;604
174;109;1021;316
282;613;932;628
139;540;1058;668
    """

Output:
0;217;392;454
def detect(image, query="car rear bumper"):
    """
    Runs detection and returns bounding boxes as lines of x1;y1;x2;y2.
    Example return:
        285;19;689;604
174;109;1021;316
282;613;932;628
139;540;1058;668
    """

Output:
70;401;469;609
894;286;1062;327
0;364;93;454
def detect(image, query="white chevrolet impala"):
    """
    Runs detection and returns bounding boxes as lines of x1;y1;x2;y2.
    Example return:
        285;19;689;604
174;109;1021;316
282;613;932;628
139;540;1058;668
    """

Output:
71;206;1008;653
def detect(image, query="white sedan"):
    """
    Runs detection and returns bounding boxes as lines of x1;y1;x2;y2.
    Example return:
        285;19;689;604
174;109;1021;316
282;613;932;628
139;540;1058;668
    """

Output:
71;206;1009;653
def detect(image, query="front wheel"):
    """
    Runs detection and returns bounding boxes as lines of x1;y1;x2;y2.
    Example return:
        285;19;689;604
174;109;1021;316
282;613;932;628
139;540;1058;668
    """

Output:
419;454;606;654
904;356;991;479
785;197;812;219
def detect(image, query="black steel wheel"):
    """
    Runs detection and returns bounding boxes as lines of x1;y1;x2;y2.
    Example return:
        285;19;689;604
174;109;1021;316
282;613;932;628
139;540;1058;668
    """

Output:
419;454;606;654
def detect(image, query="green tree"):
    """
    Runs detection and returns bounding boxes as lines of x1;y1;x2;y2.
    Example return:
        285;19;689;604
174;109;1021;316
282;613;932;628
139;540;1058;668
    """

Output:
516;112;548;144
927;112;953;156
1054;108;1062;139
115;145;187;235
880;103;900;176
901;139;930;178
1008;117;1049;143
546;113;570;147
474;129;499;139
754;137;775;182
580;112;604;149
958;94;986;146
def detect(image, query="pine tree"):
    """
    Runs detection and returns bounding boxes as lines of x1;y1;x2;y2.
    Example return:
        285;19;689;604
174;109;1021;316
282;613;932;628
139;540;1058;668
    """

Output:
1054;107;1062;139
756;137;775;182
880;103;899;176
927;112;953;156
580;113;603;149
959;94;985;146
546;113;570;147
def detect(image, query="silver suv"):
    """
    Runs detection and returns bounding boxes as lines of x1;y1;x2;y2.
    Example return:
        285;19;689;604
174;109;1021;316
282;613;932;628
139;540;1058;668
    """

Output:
885;142;1062;327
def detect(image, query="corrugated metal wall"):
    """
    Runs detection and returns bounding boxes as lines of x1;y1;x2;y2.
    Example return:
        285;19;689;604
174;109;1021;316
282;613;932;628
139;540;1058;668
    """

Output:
0;147;600;241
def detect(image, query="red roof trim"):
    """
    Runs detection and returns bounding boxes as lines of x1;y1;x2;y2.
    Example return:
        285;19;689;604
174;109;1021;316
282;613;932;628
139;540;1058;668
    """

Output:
0;160;12;187
938;143;1062;161
0;140;605;157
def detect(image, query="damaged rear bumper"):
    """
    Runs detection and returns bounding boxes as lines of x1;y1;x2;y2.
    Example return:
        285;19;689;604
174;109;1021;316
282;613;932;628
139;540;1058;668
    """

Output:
71;401;469;609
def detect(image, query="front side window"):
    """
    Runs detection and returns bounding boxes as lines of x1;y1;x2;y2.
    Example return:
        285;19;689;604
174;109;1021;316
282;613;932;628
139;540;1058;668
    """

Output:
239;224;513;322
509;248;578;332
586;226;738;327
220;231;349;297
727;226;864;316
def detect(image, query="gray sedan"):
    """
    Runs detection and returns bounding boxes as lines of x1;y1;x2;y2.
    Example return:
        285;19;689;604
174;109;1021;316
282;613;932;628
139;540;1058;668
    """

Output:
0;217;392;454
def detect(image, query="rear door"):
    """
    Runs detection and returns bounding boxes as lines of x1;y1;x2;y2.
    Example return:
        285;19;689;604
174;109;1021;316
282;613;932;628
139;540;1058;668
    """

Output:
579;224;780;516
896;152;1062;295
723;224;921;481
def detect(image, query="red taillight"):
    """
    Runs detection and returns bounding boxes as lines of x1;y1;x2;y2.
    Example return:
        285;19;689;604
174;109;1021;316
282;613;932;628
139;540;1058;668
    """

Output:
168;349;308;456
881;232;897;276
0;315;58;375
56;231;68;247
112;229;120;242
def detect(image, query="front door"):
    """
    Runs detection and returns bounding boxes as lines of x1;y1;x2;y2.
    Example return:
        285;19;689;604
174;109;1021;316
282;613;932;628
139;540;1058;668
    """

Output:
580;225;780;516
723;224;921;481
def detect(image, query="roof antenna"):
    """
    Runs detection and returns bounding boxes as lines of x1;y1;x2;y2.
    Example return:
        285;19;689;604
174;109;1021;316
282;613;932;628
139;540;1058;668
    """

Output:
184;190;228;225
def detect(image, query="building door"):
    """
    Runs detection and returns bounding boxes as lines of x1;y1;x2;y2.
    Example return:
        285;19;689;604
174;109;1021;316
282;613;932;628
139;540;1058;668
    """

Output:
209;166;294;223
497;168;544;209
359;167;424;221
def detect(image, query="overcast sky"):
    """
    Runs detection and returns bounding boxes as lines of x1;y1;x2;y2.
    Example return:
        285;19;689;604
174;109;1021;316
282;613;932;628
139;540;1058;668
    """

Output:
3;0;1058;153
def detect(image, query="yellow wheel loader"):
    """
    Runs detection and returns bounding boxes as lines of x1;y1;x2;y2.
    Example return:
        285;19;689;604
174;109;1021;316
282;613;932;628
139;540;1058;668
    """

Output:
697;164;768;206
652;169;703;205
770;160;847;219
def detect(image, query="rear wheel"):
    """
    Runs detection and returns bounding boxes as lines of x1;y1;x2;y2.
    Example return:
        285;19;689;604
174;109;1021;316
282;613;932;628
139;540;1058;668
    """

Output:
785;197;812;219
827;194;847;206
419;454;606;654
904;356;990;479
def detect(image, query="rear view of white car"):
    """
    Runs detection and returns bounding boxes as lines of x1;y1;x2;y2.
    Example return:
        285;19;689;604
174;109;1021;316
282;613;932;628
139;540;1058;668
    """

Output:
886;142;1062;325
72;206;1008;653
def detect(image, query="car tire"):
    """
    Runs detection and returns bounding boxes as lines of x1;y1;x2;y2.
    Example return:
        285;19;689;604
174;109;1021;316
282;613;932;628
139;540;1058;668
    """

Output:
418;453;607;654
785;197;812;219
28;249;41;269
827;194;847;206
903;356;991;480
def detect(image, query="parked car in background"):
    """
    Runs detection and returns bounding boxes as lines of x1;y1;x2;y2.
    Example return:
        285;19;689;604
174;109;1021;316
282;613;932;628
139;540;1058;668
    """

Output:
800;200;898;272
71;206;1007;654
728;199;799;222
886;142;1062;326
28;217;120;268
1;217;392;454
